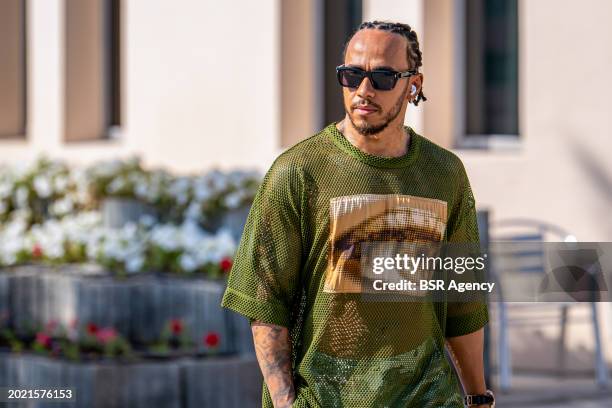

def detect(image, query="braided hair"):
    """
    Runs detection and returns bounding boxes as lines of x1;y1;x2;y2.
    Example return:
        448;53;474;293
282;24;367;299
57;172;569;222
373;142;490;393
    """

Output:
343;21;427;106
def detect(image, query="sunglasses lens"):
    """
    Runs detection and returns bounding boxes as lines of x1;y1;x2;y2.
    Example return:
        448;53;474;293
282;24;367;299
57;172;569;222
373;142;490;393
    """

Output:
371;71;397;90
338;69;365;88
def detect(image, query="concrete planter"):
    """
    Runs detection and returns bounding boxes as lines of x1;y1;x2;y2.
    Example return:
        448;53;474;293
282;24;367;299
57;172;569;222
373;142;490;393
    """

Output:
129;275;231;352
181;354;262;408
5;264;131;337
0;352;261;408
0;352;181;408
1;266;250;355
101;197;157;229
0;271;9;322
226;312;255;354
203;204;251;241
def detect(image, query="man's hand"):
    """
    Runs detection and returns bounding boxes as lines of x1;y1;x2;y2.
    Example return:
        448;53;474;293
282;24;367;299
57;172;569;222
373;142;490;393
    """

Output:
446;327;491;406
252;321;295;408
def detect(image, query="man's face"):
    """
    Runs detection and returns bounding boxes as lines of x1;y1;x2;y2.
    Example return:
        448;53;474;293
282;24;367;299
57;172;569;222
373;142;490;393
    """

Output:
341;29;420;136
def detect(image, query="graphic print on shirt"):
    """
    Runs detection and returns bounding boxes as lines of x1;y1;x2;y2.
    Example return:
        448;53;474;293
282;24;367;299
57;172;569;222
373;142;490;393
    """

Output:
324;194;448;293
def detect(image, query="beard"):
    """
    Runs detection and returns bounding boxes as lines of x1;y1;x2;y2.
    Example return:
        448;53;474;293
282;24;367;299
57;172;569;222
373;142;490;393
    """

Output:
347;83;410;136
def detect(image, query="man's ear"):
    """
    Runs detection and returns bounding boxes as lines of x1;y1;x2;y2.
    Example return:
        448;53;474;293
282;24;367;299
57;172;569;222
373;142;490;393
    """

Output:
408;74;424;101
416;73;424;93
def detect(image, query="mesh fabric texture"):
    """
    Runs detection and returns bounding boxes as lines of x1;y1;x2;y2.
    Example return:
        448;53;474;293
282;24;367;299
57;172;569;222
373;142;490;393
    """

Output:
221;123;488;408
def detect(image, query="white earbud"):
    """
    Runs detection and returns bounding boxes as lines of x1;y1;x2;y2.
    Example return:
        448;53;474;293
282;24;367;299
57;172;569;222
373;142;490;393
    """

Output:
411;85;417;95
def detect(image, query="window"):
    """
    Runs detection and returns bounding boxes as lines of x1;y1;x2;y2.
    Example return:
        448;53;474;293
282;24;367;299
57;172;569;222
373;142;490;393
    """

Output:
65;0;121;141
0;0;27;138
461;0;519;145
323;0;362;125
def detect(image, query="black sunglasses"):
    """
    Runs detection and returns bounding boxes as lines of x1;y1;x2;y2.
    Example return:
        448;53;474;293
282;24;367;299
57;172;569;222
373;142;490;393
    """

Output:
336;65;417;91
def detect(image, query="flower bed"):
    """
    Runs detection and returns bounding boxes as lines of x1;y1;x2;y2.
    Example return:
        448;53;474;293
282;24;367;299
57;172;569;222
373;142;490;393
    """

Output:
0;156;260;237
0;212;236;277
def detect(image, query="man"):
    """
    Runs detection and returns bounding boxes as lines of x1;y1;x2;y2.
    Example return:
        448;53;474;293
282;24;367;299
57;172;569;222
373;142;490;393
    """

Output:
222;21;493;408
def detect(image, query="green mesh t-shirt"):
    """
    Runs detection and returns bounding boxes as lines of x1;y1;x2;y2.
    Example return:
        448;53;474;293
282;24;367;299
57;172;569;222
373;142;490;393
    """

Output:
221;123;489;407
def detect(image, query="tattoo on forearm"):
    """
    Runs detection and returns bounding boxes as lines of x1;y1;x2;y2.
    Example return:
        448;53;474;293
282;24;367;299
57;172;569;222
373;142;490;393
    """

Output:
252;322;295;408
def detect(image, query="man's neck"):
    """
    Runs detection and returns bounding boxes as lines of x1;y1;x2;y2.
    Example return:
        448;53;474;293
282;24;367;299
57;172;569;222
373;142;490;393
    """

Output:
336;118;410;158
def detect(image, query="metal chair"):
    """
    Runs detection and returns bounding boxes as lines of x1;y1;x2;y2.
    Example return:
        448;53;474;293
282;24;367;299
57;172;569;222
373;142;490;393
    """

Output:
489;218;608;390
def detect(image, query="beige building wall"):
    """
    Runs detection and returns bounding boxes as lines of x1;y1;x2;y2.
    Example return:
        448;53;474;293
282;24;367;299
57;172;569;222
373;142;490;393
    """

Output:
0;0;281;173
280;0;319;149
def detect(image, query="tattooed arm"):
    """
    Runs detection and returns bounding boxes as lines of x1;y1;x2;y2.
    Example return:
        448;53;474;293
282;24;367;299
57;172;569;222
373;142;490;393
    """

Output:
446;327;489;407
252;321;295;408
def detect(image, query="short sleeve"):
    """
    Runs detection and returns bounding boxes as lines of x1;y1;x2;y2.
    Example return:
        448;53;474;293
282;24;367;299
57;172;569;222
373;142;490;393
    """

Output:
220;158;304;329
444;162;489;337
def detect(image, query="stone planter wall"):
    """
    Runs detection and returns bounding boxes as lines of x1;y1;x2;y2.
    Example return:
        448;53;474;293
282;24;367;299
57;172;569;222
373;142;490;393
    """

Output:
181;355;261;407
0;271;9;321
0;352;261;408
2;265;251;355
101;197;157;229
128;275;229;351
202;205;251;242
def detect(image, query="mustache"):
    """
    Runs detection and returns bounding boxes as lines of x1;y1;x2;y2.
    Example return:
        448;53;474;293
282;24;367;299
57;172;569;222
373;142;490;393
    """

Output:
351;100;381;111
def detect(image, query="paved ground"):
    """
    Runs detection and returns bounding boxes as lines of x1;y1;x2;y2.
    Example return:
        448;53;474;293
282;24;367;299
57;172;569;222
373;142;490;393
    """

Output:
493;373;612;407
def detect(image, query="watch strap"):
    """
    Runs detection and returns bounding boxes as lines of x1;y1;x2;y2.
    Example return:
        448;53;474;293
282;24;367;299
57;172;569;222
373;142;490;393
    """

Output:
464;391;495;406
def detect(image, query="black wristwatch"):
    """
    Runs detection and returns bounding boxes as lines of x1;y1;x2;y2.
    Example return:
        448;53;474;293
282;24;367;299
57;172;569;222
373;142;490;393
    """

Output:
464;389;495;407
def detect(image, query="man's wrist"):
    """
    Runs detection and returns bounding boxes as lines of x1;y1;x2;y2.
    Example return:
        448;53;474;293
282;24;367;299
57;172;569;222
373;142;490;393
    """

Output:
464;389;495;407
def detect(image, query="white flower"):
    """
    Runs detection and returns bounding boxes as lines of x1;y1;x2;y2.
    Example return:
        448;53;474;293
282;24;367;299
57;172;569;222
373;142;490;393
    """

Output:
179;253;197;272
215;228;237;253
0;181;13;199
53;175;69;193
90;159;123;178
193;178;212;201
126;255;144;273
106;176;127;194
27;224;64;260
224;191;243;209
62;170;90;207
185;202;201;220
33;176;53;198
134;182;150;200
206;169;228;192
0;216;29;265
50;197;74;216
150;224;180;251
12;161;34;179
168;177;192;205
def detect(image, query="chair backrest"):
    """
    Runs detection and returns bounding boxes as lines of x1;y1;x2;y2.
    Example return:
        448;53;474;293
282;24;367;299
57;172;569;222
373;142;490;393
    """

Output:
489;218;575;301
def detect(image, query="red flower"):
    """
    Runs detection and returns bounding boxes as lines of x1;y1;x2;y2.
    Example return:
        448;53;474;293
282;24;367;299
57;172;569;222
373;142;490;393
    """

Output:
86;323;99;335
96;327;118;344
203;331;220;348
32;244;43;259
35;332;52;349
170;319;183;335
219;257;233;273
